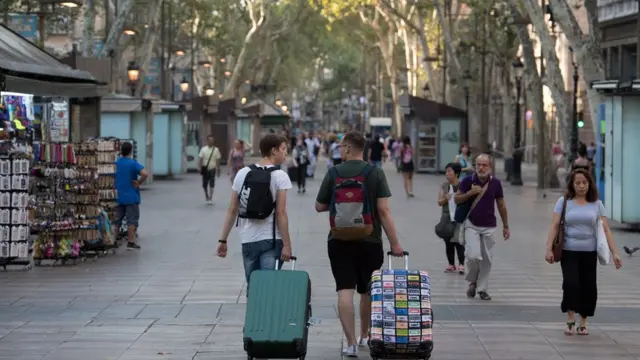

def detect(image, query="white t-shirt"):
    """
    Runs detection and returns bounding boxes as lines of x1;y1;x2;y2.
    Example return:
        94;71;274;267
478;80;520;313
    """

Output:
199;146;221;170
232;164;293;244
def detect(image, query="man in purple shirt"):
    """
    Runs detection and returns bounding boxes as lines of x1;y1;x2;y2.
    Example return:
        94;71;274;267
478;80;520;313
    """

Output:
454;154;510;301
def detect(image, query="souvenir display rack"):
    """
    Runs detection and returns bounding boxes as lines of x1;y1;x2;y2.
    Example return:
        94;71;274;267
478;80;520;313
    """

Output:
75;140;116;257
96;138;119;223
0;149;32;270
31;143;83;266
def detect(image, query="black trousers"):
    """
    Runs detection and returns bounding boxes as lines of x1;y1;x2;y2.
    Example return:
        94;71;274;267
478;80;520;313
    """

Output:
444;237;464;266
296;164;307;189
561;250;598;318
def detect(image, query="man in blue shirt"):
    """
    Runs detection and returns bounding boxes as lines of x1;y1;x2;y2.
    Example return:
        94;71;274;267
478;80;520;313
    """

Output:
114;142;148;250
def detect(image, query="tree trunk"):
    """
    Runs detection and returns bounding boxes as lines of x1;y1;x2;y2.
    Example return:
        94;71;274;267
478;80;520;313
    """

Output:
518;0;569;146
223;0;265;98
400;26;413;95
135;0;162;97
548;0;605;131
81;0;95;56
378;1;438;99
380;25;402;136
433;0;462;76
496;65;513;156
99;0;133;58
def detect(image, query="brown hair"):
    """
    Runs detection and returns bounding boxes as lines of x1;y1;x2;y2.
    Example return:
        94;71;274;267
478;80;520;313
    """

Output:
565;168;599;202
342;131;366;151
259;134;287;157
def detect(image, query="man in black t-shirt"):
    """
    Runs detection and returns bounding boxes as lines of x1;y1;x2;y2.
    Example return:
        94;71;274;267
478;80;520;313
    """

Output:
362;133;371;162
368;134;384;168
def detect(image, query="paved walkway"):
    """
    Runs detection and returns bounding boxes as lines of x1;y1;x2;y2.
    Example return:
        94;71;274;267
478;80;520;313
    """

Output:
1;161;640;360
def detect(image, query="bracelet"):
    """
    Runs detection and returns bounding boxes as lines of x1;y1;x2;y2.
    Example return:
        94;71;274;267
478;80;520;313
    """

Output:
218;240;227;244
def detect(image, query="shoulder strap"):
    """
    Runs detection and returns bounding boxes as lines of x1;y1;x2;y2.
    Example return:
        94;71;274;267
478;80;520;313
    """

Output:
248;164;258;171
466;178;491;220
559;197;568;224
361;163;373;177
204;147;215;168
266;167;278;173
329;166;339;180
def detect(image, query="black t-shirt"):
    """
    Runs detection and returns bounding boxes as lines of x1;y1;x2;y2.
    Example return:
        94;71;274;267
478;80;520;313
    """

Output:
370;141;384;161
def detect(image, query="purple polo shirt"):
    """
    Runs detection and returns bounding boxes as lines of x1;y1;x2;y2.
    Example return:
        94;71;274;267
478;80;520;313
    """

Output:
458;174;504;228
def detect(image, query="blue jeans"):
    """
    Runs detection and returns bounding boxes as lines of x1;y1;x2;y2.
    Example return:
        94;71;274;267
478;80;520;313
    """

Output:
242;239;283;287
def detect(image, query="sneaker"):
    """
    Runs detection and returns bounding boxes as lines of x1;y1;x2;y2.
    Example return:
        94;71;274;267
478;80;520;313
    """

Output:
126;242;141;250
342;344;357;357
207;199;213;205
357;336;368;347
466;283;476;298
457;265;465;275
444;265;457;273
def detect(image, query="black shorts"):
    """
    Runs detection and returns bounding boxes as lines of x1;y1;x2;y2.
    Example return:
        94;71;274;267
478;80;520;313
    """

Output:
202;170;216;188
401;161;415;173
328;239;384;294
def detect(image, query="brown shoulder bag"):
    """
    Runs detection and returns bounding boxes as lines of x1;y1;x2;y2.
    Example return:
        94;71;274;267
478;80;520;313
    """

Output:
552;198;568;263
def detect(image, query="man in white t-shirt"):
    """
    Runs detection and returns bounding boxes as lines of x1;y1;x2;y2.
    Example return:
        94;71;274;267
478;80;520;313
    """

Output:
304;132;321;178
216;134;294;287
198;135;222;205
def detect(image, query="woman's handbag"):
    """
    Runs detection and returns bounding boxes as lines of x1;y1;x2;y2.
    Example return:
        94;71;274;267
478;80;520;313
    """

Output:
552;198;568;263
435;185;457;239
596;202;611;265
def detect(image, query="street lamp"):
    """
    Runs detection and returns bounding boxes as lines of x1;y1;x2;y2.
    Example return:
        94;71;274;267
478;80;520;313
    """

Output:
462;70;472;144
57;0;82;7
126;61;140;97
123;28;136;35
175;50;185;56
241;97;247;104
199;60;212;68
511;58;525;186
204;85;214;96
570;54;580;164
179;76;189;100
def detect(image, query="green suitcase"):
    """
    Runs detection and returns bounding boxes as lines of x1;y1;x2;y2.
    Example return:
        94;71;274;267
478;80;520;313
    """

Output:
243;256;312;360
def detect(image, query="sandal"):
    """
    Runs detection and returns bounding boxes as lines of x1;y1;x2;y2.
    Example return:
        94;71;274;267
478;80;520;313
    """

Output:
564;321;575;336
444;265;456;273
577;325;589;335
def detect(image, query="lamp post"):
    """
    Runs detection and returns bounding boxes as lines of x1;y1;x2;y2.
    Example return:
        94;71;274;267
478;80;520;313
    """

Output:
462;70;472;144
179;76;189;100
126;61;140;97
36;0;84;48
511;59;524;186
569;57;579;164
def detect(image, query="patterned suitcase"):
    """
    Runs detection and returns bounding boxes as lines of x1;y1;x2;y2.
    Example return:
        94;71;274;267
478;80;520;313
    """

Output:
369;251;434;360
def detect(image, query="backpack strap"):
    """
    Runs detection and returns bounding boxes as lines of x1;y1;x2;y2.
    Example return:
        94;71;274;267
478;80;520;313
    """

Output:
361;163;373;177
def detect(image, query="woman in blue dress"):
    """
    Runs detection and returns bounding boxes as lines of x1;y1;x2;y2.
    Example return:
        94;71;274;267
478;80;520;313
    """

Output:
455;143;474;178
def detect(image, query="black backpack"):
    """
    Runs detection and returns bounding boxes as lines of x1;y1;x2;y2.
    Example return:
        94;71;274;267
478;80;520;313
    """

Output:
237;165;277;220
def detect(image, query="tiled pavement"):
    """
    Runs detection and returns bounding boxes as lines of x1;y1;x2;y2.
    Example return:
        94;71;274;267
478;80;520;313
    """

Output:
1;161;640;360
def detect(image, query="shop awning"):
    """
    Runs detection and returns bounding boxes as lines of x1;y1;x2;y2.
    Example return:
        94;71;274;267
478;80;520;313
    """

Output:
0;25;108;98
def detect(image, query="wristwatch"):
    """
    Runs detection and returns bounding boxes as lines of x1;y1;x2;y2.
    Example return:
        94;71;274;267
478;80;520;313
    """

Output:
218;240;227;244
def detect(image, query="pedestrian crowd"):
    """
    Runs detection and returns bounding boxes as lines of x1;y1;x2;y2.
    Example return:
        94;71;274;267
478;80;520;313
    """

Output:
112;128;624;359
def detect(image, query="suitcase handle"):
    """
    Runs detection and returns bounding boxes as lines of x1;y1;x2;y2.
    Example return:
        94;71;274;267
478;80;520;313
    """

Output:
386;251;409;270
275;256;297;270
